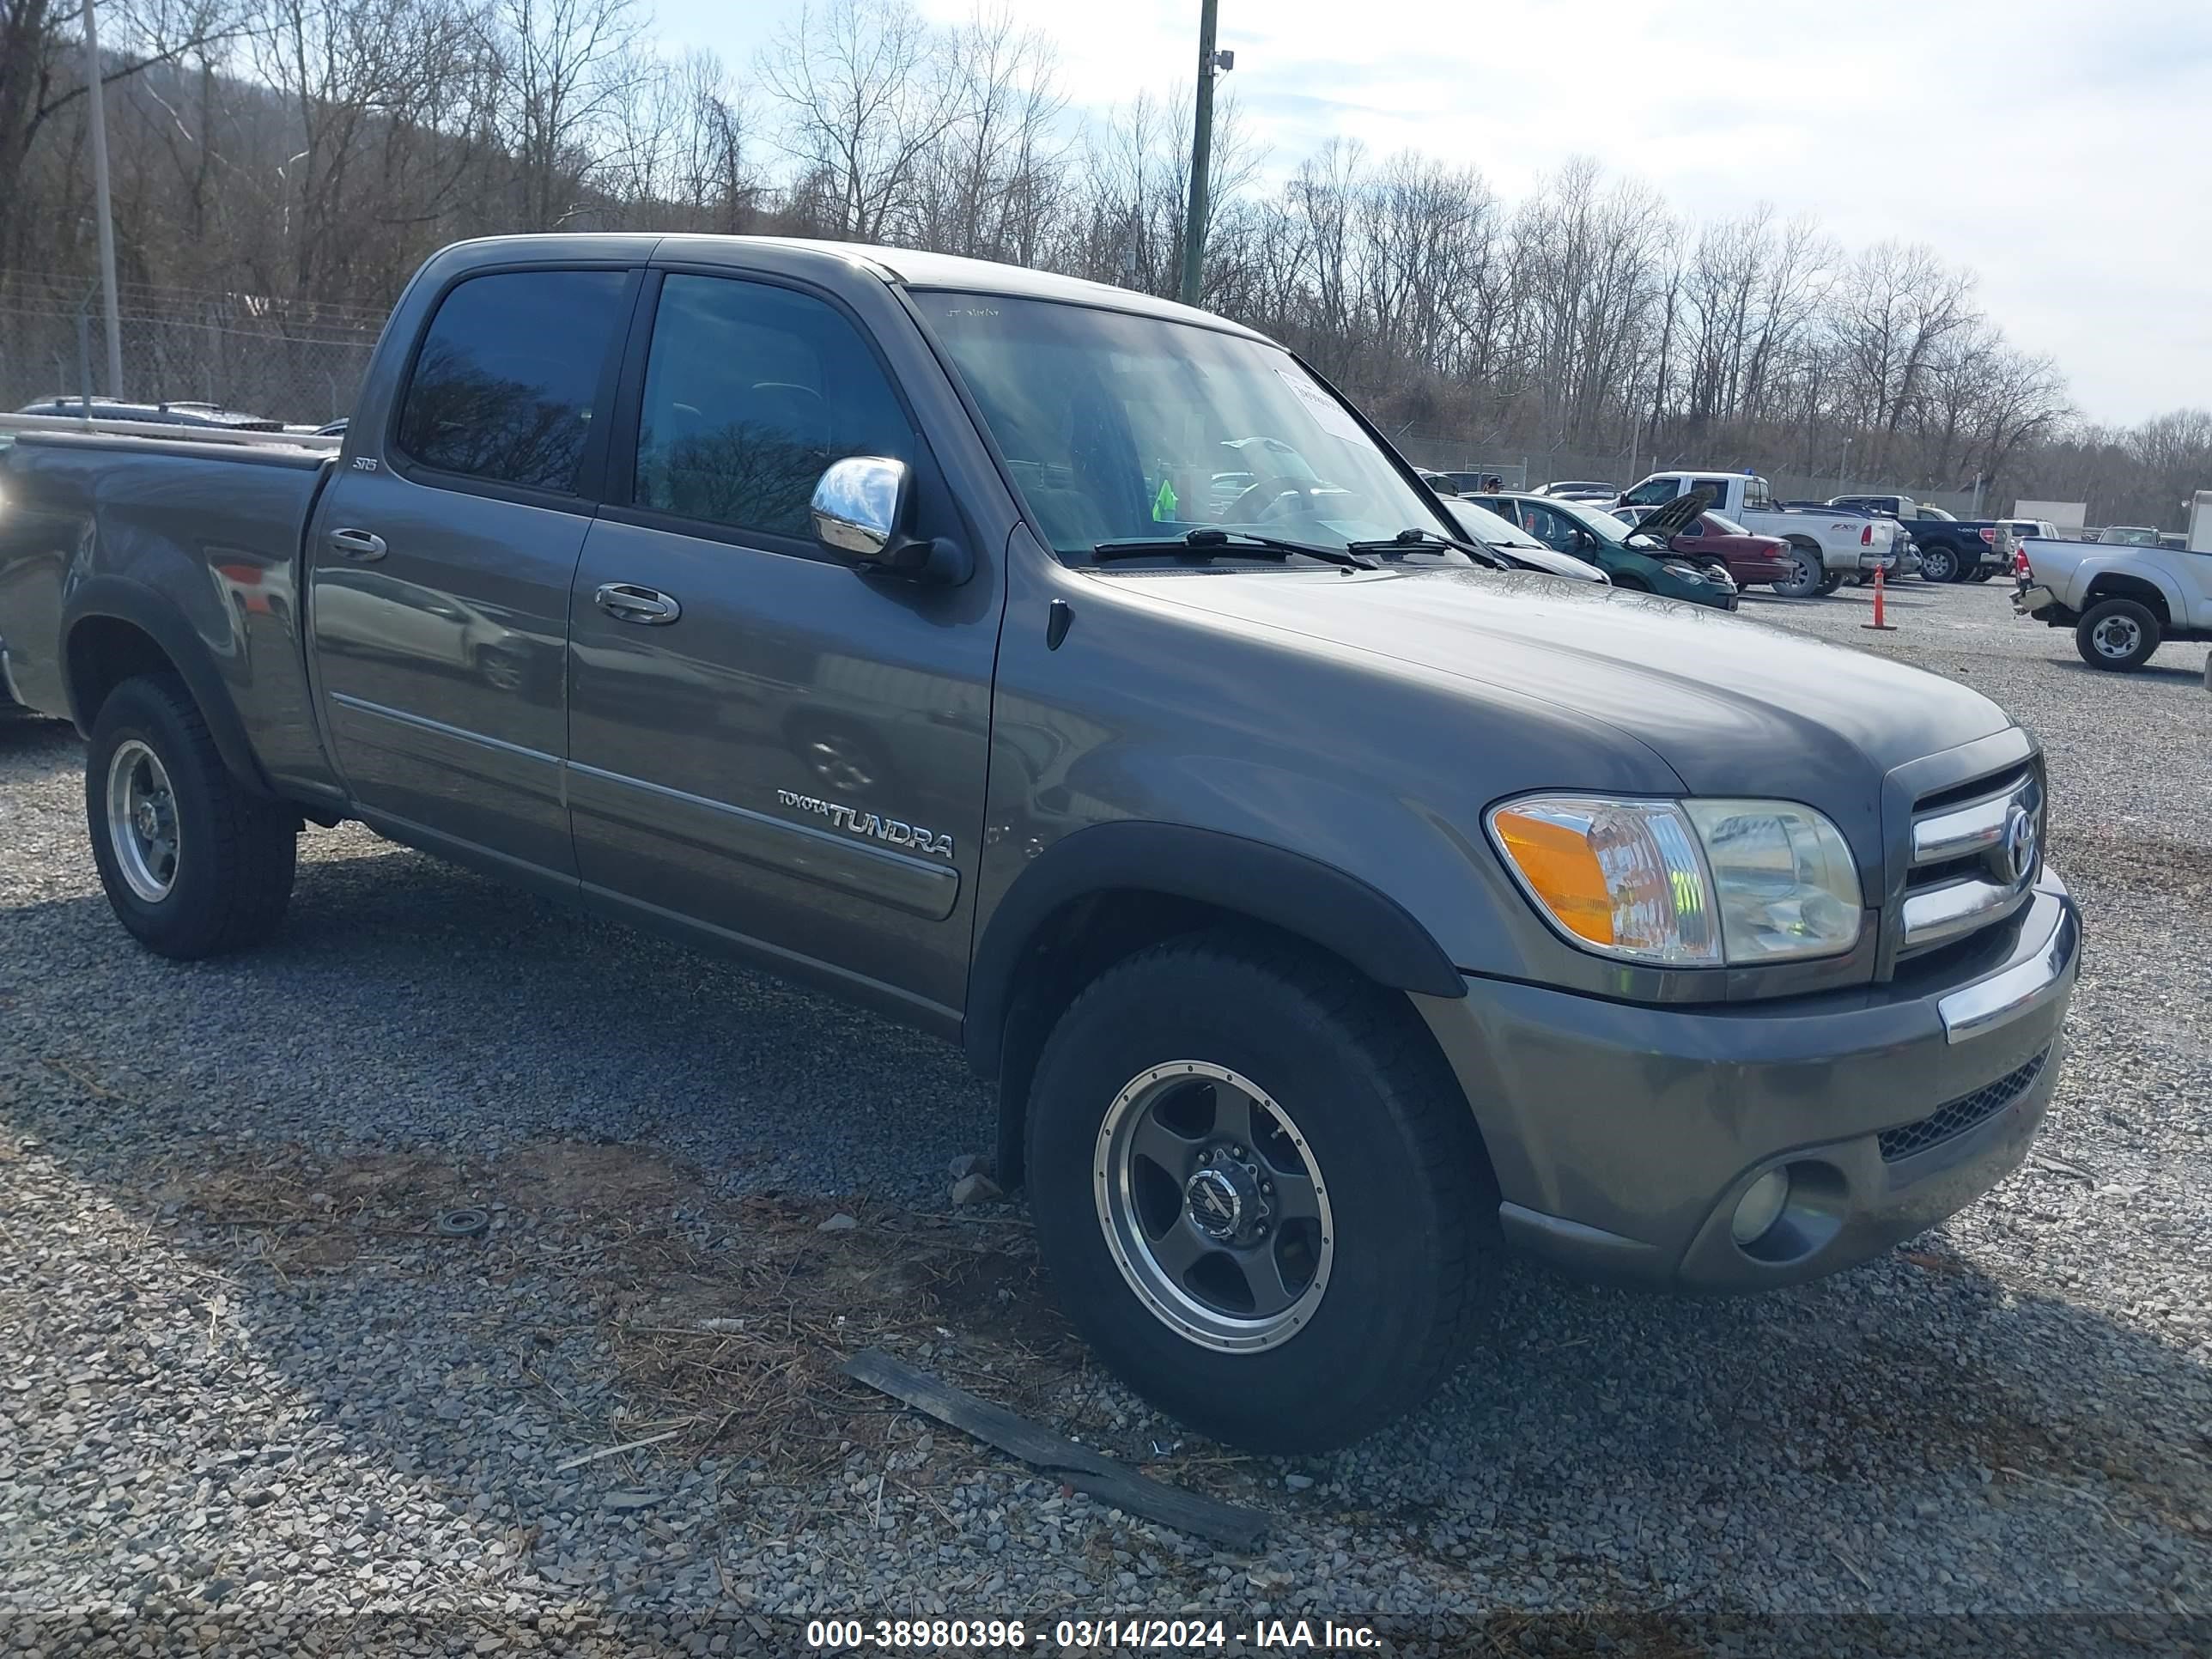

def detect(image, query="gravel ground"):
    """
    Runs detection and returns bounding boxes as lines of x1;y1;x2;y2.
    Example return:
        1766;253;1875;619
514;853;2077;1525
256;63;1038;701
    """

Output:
2;577;2208;1653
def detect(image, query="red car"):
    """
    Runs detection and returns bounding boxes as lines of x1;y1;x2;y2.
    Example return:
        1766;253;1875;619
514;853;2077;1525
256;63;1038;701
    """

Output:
1615;506;1797;589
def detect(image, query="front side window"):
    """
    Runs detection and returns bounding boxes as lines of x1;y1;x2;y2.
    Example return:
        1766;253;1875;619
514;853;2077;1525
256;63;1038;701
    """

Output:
633;275;914;540
920;292;1449;558
1692;477;1734;505
396;269;629;493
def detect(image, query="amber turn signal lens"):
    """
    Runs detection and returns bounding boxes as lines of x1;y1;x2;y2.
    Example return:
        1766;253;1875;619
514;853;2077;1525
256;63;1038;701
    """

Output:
1490;806;1615;945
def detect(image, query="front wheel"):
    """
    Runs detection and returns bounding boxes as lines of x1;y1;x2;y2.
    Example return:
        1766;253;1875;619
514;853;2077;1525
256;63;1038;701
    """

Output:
2075;599;2160;671
86;673;299;958
1025;933;1493;1453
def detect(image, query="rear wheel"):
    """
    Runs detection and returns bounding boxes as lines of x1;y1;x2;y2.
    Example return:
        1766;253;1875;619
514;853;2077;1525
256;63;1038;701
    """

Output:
2075;599;2160;671
1771;546;1824;598
1920;544;1959;583
86;674;298;958
1817;572;1845;596
1968;564;1996;583
1024;932;1493;1453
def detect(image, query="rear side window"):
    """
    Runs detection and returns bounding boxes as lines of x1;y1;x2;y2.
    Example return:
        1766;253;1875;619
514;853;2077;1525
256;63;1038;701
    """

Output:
1692;477;1733;504
396;269;629;493
632;274;914;541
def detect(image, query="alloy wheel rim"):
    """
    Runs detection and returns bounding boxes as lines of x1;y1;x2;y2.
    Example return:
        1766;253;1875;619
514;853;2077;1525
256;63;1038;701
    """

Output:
106;739;180;902
1093;1061;1334;1352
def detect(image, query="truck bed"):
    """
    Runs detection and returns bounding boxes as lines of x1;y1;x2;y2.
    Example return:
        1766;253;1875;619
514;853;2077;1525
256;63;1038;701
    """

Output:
0;432;338;790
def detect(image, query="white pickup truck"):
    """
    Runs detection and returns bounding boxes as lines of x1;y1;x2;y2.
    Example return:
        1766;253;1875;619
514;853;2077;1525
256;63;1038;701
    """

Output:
2014;522;2212;672
1617;471;1897;599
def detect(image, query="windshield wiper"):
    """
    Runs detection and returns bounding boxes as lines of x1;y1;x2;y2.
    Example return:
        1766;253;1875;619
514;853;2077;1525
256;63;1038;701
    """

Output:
1346;527;1507;569
1090;528;1378;571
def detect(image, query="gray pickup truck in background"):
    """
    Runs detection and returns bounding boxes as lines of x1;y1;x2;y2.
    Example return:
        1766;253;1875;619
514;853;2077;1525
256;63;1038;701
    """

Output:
0;235;2082;1452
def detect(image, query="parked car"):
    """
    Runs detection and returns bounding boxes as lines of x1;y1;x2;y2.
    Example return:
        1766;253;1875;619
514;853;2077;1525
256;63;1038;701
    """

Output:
1442;497;1609;584
1825;494;2008;585
14;396;285;433
1613;504;1797;590
1436;469;1507;495
1801;501;1917;583
1538;479;1619;502
1622;471;1894;597
2098;526;2161;547
2014;532;2212;670
1829;494;1922;520
0;233;2081;1453
1465;489;1737;607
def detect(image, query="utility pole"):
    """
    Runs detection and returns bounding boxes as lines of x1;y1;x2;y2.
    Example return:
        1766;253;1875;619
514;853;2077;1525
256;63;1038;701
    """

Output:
81;0;125;398
1178;1;1230;308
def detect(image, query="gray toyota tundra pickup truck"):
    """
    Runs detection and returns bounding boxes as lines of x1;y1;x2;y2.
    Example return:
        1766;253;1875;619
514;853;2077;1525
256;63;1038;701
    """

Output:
0;235;2081;1452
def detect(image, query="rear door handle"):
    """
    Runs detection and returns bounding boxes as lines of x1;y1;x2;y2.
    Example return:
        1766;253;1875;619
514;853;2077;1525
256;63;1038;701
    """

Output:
594;582;682;625
329;527;386;562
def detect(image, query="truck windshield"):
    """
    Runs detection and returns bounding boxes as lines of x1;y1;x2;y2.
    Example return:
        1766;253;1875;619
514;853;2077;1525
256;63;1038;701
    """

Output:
919;292;1448;560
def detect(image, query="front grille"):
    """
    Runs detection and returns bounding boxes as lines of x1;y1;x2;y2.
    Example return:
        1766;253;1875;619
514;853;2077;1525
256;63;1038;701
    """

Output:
1898;762;2043;956
1878;1047;2049;1161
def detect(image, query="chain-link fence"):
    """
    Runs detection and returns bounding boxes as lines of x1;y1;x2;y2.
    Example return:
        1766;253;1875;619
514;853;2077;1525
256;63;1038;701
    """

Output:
0;271;386;427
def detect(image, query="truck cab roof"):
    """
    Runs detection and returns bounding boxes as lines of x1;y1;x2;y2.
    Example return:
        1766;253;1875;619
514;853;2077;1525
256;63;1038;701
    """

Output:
430;232;1270;343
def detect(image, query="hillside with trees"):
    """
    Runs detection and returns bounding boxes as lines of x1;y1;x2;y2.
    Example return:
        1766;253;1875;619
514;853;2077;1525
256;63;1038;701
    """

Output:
3;0;2203;525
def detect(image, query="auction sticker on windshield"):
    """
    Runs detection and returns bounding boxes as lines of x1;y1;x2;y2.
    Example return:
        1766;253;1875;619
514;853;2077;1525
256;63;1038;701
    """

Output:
1273;368;1366;444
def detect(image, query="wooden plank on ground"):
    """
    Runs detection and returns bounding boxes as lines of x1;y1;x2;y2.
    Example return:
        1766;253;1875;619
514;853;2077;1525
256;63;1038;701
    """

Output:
841;1347;1267;1552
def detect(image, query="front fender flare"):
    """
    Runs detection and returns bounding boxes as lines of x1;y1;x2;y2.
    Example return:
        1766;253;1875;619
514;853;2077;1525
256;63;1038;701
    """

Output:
963;819;1466;1079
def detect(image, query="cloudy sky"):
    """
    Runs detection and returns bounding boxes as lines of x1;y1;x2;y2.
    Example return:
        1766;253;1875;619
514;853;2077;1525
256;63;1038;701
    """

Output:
650;0;2211;425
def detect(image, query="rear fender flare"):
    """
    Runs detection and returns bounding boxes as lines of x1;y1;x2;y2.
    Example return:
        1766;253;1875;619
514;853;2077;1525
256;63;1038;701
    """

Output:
62;576;274;797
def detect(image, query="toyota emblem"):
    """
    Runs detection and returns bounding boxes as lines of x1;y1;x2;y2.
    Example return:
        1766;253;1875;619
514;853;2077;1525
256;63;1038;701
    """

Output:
2002;803;2038;885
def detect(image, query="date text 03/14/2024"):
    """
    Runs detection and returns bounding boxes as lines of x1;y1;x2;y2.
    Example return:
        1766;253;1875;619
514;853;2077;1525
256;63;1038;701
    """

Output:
803;1618;1382;1650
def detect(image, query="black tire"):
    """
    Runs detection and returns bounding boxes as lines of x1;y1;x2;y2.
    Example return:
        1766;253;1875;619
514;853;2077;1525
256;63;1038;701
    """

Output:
1920;543;1959;583
2075;599;2160;672
1024;930;1494;1453
1771;545;1824;598
1967;564;1996;583
1816;572;1845;596
86;673;298;958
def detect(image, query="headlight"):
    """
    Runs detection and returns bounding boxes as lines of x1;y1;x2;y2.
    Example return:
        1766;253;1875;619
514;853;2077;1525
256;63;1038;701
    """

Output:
1659;561;1708;583
1487;795;1863;967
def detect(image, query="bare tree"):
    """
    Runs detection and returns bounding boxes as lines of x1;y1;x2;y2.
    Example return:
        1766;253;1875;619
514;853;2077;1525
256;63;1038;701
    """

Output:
486;0;641;231
759;0;956;241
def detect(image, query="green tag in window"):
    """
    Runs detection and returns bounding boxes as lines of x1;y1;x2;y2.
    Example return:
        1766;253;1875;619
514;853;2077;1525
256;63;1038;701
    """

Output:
1152;477;1178;521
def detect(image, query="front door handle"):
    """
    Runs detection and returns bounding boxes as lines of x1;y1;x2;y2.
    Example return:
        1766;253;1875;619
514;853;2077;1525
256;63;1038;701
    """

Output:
329;527;386;562
594;582;682;625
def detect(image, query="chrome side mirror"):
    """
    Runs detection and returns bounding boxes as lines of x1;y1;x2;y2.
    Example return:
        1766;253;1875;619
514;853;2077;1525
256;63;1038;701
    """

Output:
811;455;910;562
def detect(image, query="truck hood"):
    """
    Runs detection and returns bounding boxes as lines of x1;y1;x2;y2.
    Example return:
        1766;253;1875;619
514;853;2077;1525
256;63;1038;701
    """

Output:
1128;565;2016;856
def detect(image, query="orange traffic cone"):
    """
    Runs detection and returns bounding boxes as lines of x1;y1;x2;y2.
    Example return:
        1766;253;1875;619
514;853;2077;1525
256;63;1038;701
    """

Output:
1862;562;1897;631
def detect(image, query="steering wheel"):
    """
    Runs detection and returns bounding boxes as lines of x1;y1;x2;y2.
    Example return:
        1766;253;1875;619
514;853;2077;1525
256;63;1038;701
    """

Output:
1229;479;1308;522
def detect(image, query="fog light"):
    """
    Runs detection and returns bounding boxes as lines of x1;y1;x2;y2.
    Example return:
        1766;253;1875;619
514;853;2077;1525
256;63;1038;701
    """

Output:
1730;1169;1790;1246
